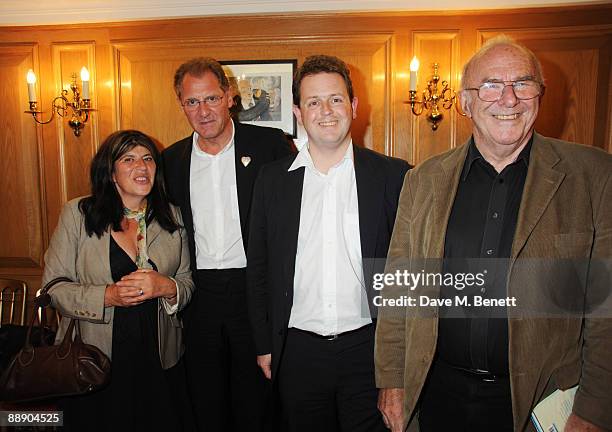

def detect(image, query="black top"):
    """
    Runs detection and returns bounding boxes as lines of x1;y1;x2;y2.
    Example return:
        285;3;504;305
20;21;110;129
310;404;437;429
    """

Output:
437;137;532;374
61;237;193;431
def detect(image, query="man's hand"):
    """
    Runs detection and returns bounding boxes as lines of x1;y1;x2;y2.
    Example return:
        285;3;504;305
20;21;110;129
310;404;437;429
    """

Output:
257;354;272;380
378;387;405;431
564;413;605;432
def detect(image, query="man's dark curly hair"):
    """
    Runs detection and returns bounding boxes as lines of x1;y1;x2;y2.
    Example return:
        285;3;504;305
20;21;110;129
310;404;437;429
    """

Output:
292;55;354;106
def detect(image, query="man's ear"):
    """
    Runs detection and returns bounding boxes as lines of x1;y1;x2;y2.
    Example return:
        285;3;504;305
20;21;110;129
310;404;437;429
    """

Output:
459;91;472;118
225;89;234;109
351;97;358;120
539;85;545;101
293;105;304;126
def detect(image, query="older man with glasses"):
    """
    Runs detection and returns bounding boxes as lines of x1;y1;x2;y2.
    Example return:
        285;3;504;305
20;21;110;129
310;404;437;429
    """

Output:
376;36;612;432
162;57;293;432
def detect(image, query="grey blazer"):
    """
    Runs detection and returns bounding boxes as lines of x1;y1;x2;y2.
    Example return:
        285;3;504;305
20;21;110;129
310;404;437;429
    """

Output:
42;198;194;369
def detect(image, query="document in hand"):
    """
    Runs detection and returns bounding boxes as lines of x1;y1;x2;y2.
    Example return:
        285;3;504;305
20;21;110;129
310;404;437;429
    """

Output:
531;385;578;432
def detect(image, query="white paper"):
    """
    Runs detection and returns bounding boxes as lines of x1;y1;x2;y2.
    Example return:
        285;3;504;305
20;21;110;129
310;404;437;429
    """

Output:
531;385;578;432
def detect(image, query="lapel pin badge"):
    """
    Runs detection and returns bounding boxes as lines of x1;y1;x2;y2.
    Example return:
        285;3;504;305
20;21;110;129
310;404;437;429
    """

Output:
241;156;252;167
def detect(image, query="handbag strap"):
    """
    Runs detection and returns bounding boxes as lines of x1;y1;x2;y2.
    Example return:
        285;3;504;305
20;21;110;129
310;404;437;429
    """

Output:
24;277;73;349
36;276;73;307
55;318;85;359
56;318;78;358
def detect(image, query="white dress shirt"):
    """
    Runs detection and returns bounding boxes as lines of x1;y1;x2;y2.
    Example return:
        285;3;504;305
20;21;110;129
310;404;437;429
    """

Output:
288;142;372;336
190;121;247;269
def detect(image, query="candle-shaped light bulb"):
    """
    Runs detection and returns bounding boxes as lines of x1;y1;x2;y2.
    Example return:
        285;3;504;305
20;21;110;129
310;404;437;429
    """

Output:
26;69;37;102
80;66;90;100
409;56;419;92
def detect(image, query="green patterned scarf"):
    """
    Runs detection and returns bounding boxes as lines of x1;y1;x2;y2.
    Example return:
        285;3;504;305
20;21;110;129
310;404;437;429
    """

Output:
123;204;152;269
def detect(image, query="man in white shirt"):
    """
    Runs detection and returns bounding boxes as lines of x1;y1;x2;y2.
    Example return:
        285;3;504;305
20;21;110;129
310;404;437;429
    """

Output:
162;57;292;432
246;55;410;431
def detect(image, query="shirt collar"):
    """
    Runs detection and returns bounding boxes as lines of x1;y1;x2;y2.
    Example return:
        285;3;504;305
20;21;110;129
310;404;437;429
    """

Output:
192;119;235;158
288;140;354;174
461;134;533;181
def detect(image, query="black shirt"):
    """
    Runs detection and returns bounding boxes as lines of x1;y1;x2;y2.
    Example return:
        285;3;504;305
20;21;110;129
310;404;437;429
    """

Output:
437;136;532;374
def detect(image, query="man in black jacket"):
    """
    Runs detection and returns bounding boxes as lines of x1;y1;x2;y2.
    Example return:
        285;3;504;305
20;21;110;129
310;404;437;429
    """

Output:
162;57;292;432
247;55;410;431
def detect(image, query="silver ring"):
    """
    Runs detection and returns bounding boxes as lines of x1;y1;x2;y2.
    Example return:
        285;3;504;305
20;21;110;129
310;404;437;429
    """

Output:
139;289;144;296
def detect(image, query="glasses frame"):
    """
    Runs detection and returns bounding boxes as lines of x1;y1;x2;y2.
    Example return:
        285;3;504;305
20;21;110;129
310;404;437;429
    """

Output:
464;80;545;102
181;94;225;111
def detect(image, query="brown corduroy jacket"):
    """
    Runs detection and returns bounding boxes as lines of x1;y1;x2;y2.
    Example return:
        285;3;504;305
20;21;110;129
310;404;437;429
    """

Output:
375;133;612;431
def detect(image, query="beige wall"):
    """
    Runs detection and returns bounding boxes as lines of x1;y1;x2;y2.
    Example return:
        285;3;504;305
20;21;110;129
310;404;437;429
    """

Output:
0;5;610;304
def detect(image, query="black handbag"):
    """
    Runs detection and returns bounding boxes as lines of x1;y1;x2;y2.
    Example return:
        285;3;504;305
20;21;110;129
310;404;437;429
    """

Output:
0;277;111;403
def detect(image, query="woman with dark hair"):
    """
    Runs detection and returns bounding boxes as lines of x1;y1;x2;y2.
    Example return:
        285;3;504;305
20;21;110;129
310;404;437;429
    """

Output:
42;130;194;431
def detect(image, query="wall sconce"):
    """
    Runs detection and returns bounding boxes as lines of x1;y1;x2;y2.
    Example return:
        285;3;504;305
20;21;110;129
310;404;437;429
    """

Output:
406;57;460;131
25;67;94;137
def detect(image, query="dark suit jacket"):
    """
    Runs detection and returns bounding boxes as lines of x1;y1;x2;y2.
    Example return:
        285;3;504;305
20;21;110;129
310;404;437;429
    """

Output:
375;133;612;431
162;121;293;270
247;145;410;380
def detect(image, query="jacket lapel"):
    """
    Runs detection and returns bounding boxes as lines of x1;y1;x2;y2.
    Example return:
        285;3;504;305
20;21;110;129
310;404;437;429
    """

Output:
177;136;195;237
507;134;565;430
421;143;467;314
233;123;257;245
510;133;564;260
146;217;163;251
431;142;469;259
354;146;383;263
281;164;305;316
92;230;113;282
354;146;385;317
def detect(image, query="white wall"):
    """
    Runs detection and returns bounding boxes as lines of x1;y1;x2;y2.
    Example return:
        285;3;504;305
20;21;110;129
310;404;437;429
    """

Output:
0;0;603;26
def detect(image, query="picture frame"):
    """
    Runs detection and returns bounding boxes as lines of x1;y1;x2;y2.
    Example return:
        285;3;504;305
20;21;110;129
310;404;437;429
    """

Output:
221;59;297;137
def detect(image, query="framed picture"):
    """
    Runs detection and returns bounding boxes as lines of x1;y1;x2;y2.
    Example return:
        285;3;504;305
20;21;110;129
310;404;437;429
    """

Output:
221;59;297;137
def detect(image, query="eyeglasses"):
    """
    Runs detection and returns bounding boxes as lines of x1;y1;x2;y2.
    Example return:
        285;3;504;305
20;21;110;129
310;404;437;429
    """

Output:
464;80;544;102
181;95;224;111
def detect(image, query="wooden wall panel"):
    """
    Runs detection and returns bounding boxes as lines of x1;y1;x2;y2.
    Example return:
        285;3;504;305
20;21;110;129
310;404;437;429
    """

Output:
390;34;411;162
114;35;392;153
52;43;98;201
0;45;44;269
411;32;461;164
287;35;392;154
115;45;189;146
370;41;390;155
608;53;612;153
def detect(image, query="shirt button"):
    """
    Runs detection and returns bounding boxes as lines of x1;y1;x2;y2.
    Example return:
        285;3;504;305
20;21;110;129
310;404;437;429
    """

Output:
492;212;499;219
498;178;504;184
486;249;494;255
481;287;486;293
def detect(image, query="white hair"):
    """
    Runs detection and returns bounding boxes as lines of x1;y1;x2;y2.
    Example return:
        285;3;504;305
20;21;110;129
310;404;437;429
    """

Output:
460;35;545;90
